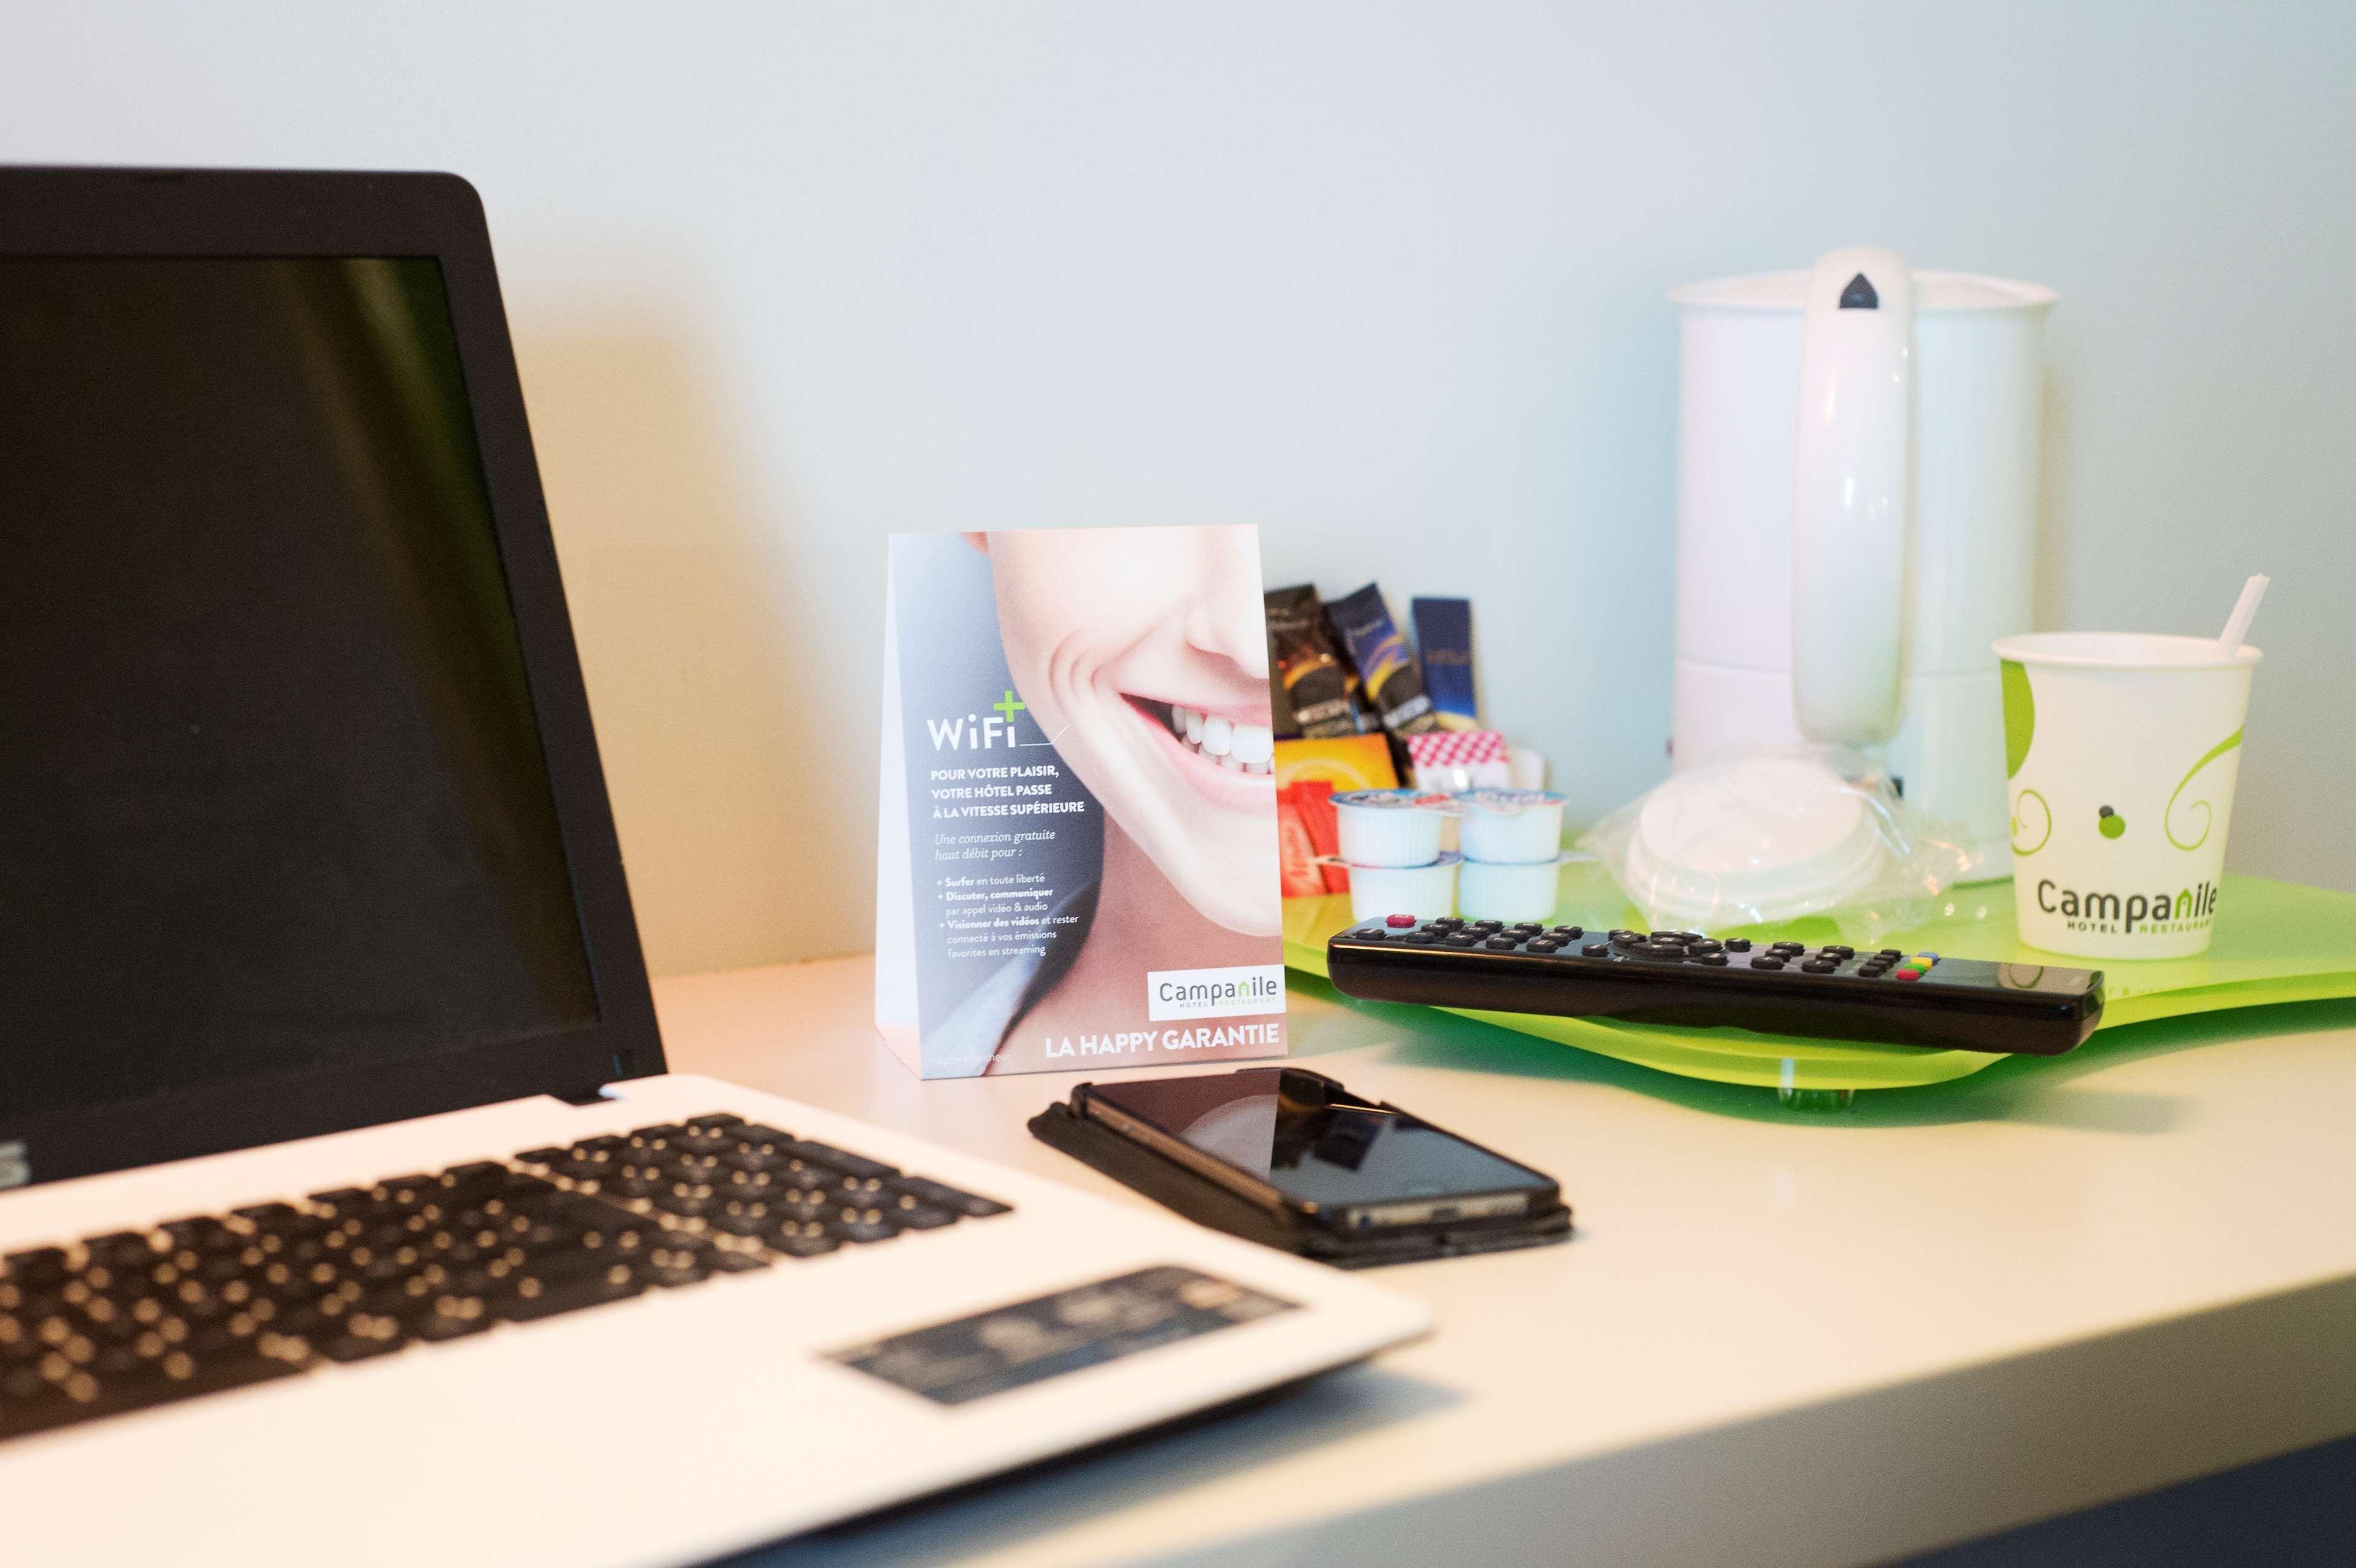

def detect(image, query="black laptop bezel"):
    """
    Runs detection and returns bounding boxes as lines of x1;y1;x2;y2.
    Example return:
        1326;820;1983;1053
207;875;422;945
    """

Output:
0;166;665;1188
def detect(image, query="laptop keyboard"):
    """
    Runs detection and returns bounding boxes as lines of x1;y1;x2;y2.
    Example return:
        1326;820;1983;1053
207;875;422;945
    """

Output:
0;1114;1010;1446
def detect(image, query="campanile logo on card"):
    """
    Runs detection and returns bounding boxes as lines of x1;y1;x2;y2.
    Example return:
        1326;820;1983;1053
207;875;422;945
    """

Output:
1146;965;1288;1022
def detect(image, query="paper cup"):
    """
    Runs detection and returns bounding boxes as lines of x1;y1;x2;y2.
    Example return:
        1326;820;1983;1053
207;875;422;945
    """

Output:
1458;857;1564;923
1331;789;1456;867
1346;854;1459;922
1995;633;2260;959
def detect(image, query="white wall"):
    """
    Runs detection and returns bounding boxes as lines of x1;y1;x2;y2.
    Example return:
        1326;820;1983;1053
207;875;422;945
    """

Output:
7;2;2350;975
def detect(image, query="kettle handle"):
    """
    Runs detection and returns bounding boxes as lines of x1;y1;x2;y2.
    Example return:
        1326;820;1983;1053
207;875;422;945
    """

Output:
1792;246;1912;745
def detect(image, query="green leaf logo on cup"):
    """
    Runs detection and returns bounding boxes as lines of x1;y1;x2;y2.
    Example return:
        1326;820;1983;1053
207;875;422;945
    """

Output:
2164;728;2244;851
1992;633;2260;960
2000;658;2052;855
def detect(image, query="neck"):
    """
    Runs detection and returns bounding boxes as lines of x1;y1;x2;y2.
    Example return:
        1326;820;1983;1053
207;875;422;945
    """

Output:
1049;818;1269;1003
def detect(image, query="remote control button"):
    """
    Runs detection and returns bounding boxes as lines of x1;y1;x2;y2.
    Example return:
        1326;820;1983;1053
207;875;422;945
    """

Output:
1353;929;1385;940
1386;914;1416;929
1724;938;1752;952
1402;931;1437;944
1582;942;1608;956
1431;917;1464;930
1750;957;1786;971
1509;922;1545;933
1691;953;1729;967
1484;937;1520;951
1649;930;1684;942
1880;949;1904;959
1609;929;1639;940
1691;940;1724;954
1551;925;1585;939
1526;939;1562;953
1825;945;1854;957
1444;933;1480;947
1471;920;1505;933
1891;968;1922;981
1801;960;1837;974
1610;932;1643;949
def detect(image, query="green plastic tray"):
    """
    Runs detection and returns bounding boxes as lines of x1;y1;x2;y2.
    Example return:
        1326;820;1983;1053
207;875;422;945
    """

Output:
1282;870;2356;1095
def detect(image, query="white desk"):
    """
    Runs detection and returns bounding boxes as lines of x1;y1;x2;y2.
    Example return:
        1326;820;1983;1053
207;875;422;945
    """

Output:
657;957;2356;1567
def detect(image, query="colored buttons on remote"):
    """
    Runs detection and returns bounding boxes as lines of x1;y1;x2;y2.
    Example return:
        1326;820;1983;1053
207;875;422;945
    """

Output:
1386;913;1416;928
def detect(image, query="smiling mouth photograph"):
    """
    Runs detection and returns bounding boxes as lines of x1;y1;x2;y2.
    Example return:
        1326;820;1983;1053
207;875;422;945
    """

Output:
944;523;1286;1076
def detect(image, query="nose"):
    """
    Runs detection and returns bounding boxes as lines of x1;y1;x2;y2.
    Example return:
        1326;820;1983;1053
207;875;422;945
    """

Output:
1182;527;1270;682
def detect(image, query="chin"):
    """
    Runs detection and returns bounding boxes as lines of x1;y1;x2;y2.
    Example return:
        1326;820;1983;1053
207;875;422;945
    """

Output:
1174;876;1282;938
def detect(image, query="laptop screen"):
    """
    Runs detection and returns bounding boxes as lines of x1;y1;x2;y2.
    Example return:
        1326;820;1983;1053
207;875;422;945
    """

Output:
1;255;600;1122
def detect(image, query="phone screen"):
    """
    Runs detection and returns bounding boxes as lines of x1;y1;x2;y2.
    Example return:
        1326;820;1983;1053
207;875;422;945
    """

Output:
1082;1068;1553;1219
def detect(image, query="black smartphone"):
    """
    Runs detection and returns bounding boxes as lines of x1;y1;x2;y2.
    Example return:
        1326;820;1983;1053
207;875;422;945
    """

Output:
1072;1067;1559;1235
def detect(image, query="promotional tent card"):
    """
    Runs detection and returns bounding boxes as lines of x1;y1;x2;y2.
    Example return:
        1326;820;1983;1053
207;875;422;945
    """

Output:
876;527;1288;1078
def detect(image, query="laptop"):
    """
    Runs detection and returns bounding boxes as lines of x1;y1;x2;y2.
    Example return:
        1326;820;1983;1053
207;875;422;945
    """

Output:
0;166;1427;1565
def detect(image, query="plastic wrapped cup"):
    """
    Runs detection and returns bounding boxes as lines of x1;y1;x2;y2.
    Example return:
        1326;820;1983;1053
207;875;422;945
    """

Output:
1331;789;1456;867
1457;858;1564;923
1995;633;2260;959
1346;854;1459;923
1456;789;1566;864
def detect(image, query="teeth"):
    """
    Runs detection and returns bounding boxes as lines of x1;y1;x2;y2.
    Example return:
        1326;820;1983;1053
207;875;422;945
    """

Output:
1162;705;1274;776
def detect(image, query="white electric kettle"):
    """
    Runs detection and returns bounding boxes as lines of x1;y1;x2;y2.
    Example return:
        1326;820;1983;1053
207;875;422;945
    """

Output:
1667;247;2056;869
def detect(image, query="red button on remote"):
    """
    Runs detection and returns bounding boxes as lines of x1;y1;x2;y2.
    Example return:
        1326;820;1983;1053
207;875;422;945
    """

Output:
1891;969;1921;981
1386;914;1417;928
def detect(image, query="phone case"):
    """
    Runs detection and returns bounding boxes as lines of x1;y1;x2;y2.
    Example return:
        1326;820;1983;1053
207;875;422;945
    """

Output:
1027;1076;1572;1269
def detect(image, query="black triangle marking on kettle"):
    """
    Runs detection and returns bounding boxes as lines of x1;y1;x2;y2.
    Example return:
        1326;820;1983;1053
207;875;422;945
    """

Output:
1838;272;1879;310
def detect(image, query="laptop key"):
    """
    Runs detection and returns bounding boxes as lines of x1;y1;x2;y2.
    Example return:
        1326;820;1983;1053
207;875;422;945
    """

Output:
890;1177;1013;1219
317;1313;410;1363
640;1240;717;1287
786;1141;899;1181
705;1245;771;1273
412;1296;495;1342
2;1249;72;1291
825;1210;902;1245
490;1261;646;1323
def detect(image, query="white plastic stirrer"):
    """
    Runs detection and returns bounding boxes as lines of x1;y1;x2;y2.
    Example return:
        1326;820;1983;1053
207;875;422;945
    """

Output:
2215;573;2269;658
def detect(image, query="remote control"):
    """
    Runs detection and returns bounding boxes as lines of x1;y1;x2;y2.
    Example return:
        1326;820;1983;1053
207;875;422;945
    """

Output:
1326;917;2103;1056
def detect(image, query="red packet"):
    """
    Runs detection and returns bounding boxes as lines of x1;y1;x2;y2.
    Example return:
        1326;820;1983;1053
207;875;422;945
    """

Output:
1276;786;1327;898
